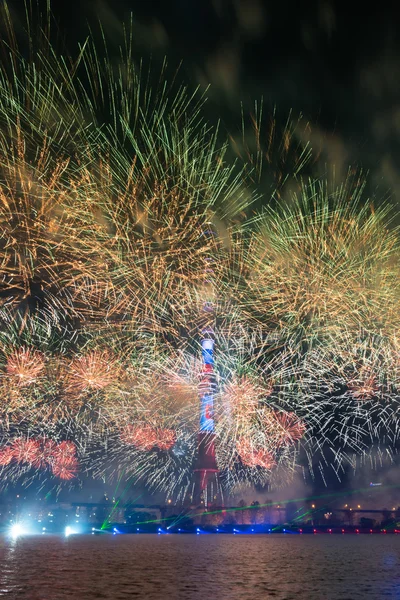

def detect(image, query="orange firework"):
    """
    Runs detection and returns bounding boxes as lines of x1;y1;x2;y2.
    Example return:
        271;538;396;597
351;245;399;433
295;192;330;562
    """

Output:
5;348;46;387
224;375;273;419
159;354;205;413
66;351;116;394
164;373;199;408
236;438;276;469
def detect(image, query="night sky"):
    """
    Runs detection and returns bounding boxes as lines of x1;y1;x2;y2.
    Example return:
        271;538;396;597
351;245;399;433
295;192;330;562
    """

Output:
12;0;400;194
2;0;400;504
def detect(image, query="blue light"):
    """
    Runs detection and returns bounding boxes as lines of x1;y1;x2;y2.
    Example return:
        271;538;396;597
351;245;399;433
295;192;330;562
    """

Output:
199;395;214;432
201;339;214;365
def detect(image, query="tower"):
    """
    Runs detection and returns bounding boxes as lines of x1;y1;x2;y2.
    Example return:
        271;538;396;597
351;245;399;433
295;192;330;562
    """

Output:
193;329;220;507
192;224;223;509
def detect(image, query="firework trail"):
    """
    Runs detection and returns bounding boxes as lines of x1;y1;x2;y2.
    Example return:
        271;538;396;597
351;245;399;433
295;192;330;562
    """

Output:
230;102;315;196
241;173;400;348
1;2;400;500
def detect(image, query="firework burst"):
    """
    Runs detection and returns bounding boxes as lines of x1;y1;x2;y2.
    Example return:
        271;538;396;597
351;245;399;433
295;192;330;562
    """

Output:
4;347;46;387
66;351;117;394
1;3;399;501
242;174;400;347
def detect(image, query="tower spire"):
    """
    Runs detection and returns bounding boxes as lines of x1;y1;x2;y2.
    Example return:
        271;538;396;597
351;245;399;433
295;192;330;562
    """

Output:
193;224;222;509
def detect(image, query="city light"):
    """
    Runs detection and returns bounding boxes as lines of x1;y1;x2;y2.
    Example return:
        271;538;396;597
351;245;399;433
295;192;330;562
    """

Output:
9;523;25;538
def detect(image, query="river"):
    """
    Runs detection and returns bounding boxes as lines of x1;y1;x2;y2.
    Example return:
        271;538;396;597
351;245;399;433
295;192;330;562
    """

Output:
1;533;399;599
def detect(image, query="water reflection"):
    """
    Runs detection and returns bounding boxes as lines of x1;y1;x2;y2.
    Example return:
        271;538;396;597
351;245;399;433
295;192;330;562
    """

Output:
0;534;399;599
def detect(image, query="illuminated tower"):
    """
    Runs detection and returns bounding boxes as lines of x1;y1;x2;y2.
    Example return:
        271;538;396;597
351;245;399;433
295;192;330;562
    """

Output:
192;225;222;509
193;329;220;507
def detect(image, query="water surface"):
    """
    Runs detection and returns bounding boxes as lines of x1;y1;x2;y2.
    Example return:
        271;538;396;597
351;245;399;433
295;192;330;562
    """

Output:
1;534;399;599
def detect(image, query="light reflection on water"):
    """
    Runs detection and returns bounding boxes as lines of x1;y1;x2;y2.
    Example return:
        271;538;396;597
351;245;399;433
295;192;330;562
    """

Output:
0;534;399;599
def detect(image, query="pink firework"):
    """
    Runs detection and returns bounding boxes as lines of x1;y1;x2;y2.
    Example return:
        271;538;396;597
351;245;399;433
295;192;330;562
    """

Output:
53;441;77;461
120;425;158;450
348;372;379;400
67;351;115;393
32;438;58;469
271;411;306;446
120;425;176;451
5;347;46;386
0;446;14;466
41;438;58;462
51;456;79;480
236;438;276;470
11;438;41;464
154;428;176;451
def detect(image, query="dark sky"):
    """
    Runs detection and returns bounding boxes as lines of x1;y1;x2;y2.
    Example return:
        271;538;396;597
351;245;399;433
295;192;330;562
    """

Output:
33;4;396;123
12;0;395;202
